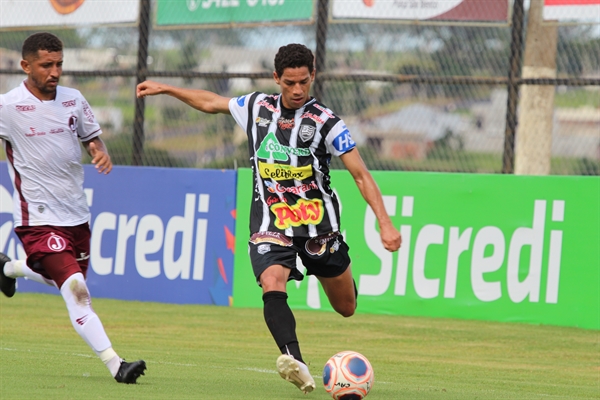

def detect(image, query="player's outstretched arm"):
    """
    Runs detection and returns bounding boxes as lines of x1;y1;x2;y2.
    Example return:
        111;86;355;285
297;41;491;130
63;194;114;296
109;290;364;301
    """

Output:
84;137;112;175
340;148;401;252
136;80;232;115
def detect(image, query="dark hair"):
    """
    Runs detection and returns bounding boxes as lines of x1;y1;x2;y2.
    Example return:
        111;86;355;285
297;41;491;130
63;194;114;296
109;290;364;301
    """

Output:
274;43;314;78
22;32;63;60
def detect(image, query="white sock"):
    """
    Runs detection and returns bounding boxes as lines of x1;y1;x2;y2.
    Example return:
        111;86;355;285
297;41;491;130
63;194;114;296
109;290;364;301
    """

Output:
60;273;120;376
99;348;123;377
5;260;56;287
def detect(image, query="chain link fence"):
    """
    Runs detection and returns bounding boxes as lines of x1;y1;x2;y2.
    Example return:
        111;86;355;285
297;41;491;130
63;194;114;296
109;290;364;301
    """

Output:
0;0;598;175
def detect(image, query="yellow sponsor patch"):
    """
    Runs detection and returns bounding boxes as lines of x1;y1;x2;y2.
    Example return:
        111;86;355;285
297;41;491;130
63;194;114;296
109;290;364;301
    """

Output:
270;198;324;230
259;161;313;181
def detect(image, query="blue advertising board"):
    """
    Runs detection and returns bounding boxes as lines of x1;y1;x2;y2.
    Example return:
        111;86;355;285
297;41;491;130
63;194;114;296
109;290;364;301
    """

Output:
0;163;236;306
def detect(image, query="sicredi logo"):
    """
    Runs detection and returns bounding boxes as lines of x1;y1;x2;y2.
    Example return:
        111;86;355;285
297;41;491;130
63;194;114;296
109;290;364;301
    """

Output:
360;196;565;304
0;183;212;282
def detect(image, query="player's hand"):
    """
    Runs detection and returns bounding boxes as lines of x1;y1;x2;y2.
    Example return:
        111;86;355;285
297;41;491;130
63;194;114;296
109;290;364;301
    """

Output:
89;141;113;175
380;223;401;252
136;80;166;98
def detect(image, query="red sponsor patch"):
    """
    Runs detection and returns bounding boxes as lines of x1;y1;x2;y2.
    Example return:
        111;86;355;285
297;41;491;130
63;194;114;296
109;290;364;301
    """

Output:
16;105;36;112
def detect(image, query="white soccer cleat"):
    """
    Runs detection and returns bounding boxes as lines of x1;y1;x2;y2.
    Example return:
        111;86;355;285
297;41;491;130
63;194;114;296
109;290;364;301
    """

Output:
276;354;316;394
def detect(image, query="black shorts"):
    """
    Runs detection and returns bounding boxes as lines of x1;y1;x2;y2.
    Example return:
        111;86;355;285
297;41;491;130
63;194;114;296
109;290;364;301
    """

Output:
248;231;351;285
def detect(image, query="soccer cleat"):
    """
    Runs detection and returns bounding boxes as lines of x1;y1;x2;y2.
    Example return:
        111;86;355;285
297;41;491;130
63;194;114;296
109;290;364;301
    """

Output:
114;360;146;384
0;253;16;298
276;354;315;394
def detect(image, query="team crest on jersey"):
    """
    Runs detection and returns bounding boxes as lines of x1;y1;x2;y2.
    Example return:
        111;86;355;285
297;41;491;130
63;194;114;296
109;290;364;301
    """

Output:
299;125;315;142
47;234;67;252
69;116;78;133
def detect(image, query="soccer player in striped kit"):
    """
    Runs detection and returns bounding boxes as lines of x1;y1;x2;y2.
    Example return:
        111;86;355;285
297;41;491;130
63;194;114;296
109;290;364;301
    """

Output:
0;32;146;384
137;43;401;394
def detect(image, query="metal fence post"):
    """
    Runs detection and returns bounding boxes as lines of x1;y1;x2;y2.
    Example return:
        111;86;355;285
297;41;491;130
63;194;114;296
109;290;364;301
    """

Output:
502;0;525;174
132;0;151;166
313;0;330;102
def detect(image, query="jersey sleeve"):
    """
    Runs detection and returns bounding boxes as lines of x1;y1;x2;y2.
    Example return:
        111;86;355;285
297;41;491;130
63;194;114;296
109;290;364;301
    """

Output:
0;95;9;141
228;93;255;131
324;119;357;157
77;93;102;142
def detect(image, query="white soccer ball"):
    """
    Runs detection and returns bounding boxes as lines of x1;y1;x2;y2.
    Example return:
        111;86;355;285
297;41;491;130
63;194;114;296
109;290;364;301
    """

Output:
322;351;374;399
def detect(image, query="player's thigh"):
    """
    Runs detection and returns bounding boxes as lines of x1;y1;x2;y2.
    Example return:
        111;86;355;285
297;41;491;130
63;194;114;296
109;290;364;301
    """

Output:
317;265;356;316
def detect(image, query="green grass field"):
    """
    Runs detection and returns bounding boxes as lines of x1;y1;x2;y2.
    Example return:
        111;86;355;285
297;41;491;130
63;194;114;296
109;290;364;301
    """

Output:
0;293;597;399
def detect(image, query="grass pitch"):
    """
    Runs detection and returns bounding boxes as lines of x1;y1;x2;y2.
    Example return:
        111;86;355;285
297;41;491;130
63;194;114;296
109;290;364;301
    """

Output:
0;293;597;399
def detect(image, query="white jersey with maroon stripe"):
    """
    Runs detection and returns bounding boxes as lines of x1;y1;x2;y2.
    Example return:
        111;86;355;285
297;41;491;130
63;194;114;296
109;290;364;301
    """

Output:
0;81;102;227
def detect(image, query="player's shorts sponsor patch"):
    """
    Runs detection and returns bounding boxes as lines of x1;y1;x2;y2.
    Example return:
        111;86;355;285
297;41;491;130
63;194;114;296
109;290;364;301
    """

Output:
257;244;271;255
250;231;293;247
305;232;340;256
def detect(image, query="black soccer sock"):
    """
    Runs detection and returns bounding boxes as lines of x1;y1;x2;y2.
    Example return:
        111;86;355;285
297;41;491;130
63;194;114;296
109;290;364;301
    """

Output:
262;291;304;363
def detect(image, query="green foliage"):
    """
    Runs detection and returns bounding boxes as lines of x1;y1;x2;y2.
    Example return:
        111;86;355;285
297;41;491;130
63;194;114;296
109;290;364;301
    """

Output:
0;29;84;52
554;88;600;108
0;293;597;399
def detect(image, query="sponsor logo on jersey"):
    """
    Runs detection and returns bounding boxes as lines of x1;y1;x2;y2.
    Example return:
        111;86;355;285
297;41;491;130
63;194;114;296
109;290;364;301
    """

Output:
265;180;317;194
332;128;356;153
82;101;95;123
258;100;279;113
255;117;271;127
28;127;46;137
62;99;76;108
50;128;65;134
259;161;313;181
236;95;246;107
257;132;311;161
270;198;324;230
277;117;294;130
300;111;325;124
16;105;35;112
314;104;334;119
69;116;78;133
47;233;67;252
299;125;316;142
266;196;281;206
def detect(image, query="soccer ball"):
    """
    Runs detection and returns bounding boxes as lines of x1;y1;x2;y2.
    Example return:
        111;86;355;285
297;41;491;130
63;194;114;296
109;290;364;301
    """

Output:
322;351;374;399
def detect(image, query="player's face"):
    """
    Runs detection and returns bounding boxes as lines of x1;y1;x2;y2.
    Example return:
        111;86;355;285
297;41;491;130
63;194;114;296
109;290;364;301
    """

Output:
21;50;63;100
274;66;315;110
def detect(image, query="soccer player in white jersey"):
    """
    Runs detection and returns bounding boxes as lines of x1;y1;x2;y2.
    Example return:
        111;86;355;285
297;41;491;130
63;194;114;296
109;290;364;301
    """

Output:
136;43;401;394
0;32;146;384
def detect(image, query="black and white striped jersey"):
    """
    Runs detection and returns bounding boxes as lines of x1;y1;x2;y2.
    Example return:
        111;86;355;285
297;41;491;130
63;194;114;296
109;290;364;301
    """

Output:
229;92;356;238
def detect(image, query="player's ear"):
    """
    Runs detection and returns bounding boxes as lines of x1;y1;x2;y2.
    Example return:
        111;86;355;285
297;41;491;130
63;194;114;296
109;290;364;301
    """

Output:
273;71;280;85
20;59;31;75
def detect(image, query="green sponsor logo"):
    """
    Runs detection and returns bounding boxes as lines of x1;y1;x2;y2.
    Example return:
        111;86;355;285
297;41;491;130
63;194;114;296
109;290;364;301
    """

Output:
157;0;314;26
257;132;311;161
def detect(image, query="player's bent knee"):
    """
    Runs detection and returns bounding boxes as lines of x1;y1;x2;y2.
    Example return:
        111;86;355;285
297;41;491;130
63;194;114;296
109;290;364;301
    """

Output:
334;301;356;318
